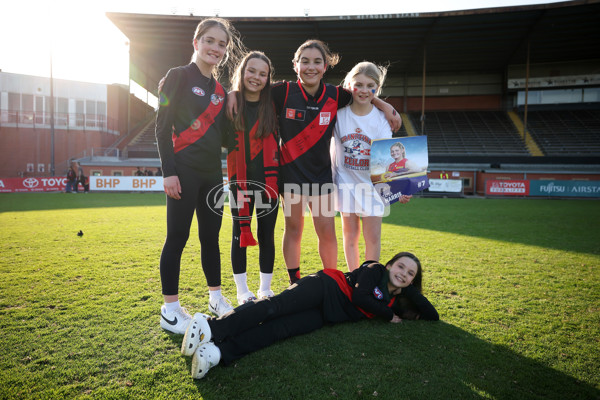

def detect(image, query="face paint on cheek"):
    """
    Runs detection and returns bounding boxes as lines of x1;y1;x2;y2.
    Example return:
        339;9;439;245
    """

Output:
353;88;358;92
371;89;376;94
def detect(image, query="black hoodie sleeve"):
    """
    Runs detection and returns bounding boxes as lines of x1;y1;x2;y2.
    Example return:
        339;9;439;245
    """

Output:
351;263;395;321
393;285;439;321
155;67;184;178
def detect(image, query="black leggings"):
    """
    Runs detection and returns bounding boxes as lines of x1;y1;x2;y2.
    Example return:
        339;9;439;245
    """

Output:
160;167;224;295
208;274;328;365
230;187;279;274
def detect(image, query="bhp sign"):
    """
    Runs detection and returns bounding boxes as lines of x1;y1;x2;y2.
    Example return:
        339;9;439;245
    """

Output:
90;176;163;191
486;180;529;196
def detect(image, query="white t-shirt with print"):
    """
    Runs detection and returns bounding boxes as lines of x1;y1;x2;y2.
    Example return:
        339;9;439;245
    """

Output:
331;105;392;216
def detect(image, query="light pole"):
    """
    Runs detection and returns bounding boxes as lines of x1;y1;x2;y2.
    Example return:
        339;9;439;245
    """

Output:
50;51;55;177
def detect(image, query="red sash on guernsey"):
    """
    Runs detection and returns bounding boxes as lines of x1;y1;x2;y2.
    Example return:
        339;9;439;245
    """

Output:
227;120;279;247
279;83;339;166
173;83;225;153
322;269;397;319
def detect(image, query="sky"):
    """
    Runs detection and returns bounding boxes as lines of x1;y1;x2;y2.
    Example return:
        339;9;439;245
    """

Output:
0;0;564;87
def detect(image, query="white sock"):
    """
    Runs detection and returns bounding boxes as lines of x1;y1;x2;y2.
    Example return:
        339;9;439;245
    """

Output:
260;272;273;293
234;272;250;295
164;300;181;313
209;290;222;303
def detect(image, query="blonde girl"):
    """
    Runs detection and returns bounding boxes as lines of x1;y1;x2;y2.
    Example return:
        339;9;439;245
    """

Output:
332;61;410;271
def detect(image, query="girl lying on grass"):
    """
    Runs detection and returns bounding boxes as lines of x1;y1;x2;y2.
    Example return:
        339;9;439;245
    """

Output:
179;252;438;379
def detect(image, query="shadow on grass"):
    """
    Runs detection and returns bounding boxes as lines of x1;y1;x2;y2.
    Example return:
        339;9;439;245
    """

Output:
186;320;598;400
384;197;600;256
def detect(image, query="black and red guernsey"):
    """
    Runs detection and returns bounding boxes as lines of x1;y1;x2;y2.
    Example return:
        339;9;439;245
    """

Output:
155;63;227;177
272;80;352;190
320;261;439;322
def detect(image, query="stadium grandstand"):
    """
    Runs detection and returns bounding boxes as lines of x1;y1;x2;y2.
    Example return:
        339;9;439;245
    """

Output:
1;0;599;195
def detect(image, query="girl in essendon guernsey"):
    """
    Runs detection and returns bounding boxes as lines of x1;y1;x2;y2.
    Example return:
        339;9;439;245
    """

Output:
225;51;280;305
180;251;438;379
229;39;402;284
155;18;246;333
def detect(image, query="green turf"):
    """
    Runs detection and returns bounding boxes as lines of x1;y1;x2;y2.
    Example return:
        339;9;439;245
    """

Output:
0;193;598;399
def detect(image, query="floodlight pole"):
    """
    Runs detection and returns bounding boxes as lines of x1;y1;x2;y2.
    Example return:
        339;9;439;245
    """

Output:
421;47;427;134
523;40;530;141
127;41;131;139
50;52;56;177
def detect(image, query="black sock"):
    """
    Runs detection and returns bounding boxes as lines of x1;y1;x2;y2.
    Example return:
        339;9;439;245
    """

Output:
287;268;300;284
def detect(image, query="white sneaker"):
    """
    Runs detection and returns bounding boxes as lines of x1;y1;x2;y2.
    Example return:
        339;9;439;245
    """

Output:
208;296;234;317
191;342;221;379
160;305;192;335
257;289;275;299
237;291;257;305
181;313;212;356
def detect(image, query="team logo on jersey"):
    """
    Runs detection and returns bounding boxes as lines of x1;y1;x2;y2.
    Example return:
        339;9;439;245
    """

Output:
285;108;306;121
191;119;201;130
211;94;225;105
192;87;205;96
373;286;383;300
319;112;331;125
343;140;370;157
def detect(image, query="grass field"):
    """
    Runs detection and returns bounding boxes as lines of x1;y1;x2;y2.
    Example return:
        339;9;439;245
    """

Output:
0;193;599;399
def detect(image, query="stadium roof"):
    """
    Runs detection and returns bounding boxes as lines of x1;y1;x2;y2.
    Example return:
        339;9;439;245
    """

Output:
107;0;600;93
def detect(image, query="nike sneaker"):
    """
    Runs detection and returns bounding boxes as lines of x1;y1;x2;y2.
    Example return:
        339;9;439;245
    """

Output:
236;291;257;305
257;289;275;299
208;296;233;317
160;305;192;335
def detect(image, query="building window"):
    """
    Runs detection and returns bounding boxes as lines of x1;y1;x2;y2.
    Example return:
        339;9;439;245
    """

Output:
56;97;68;126
76;99;84;127
97;101;107;129
22;94;34;124
8;92;19;123
91;170;102;176
37;163;45;173
86;99;97;128
35;96;45;124
113;171;123;176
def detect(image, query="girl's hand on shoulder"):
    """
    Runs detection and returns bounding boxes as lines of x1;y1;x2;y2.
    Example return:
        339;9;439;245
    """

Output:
391;314;403;323
371;97;402;132
226;91;239;120
163;175;182;200
383;104;402;132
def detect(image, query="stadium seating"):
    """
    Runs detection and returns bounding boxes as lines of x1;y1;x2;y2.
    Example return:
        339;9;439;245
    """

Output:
408;111;530;156
124;121;159;158
115;109;600;160
521;109;600;156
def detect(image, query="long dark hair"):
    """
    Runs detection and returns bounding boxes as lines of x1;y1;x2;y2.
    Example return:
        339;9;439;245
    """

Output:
292;39;340;70
385;252;423;293
191;18;247;82
231;51;278;139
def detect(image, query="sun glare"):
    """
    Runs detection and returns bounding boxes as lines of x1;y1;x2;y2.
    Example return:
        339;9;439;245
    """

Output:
1;2;129;85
